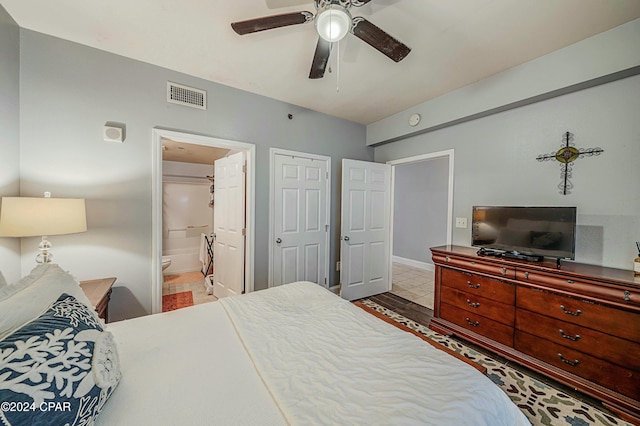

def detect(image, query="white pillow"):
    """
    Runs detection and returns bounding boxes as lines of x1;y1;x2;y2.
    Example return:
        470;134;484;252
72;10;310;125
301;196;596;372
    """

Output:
0;270;7;289
0;264;94;340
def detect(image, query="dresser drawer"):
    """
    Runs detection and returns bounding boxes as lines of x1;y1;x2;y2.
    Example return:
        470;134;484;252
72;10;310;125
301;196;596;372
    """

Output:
517;286;640;342
441;286;515;326
516;268;640;304
436;254;515;279
515;331;640;401
516;309;640;371
517;269;592;289
441;268;515;305
441;302;514;347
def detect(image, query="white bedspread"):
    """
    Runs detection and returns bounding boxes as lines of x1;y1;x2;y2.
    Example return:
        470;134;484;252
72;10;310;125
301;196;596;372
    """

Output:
220;282;530;426
97;282;529;425
96;302;287;426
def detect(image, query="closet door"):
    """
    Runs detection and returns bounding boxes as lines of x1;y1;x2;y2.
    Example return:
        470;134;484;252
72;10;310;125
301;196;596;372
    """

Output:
272;152;329;287
213;151;246;298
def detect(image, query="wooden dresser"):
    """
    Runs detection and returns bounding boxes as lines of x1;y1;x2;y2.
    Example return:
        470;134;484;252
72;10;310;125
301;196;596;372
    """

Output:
430;245;640;423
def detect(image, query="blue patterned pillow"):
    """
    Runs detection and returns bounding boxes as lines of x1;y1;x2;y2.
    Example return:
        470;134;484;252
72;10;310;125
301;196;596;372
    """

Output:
0;293;121;426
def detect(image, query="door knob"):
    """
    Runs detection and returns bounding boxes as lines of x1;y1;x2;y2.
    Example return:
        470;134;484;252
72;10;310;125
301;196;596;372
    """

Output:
343;236;350;241
276;238;282;244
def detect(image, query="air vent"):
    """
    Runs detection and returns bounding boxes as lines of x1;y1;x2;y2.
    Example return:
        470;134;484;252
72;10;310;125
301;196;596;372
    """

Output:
167;82;207;110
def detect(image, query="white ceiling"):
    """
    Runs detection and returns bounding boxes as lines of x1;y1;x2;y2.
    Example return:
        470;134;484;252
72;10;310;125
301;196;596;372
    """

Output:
162;138;231;165
3;0;640;125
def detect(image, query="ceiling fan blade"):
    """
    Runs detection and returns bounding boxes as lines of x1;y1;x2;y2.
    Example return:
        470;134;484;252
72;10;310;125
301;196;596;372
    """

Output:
351;17;411;62
231;11;313;35
350;0;374;6
265;0;310;9
309;37;332;79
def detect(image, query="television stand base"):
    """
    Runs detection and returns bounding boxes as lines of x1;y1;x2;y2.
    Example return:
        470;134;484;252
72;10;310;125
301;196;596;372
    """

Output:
501;252;544;262
476;248;502;256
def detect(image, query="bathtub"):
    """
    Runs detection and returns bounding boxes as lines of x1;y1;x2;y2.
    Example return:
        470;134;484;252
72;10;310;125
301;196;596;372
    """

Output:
162;226;209;274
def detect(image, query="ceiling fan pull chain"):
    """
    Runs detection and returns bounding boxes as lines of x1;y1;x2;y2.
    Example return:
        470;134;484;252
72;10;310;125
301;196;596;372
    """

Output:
336;39;340;93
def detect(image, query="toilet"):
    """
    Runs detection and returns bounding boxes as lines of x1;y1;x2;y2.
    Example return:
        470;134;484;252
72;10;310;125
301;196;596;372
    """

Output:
161;256;172;272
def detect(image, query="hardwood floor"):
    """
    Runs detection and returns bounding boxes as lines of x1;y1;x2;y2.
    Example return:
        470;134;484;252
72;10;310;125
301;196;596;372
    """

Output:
366;292;433;326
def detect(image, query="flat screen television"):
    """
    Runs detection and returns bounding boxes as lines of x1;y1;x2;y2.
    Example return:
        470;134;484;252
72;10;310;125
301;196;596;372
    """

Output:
472;206;577;261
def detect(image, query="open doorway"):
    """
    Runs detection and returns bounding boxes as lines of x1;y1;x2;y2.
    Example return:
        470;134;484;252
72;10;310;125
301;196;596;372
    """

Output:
151;129;256;314
388;150;454;310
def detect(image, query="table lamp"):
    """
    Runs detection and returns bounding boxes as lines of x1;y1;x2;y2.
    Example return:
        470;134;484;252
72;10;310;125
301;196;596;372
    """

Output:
0;192;87;264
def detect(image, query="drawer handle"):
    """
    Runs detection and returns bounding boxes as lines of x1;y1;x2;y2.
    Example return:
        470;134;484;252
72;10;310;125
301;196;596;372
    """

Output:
524;272;529;279
567;280;574;284
558;353;580;366
558;329;581;341
467;281;481;289
465;317;480;327
501;267;507;276
466;299;480;308
560;305;582;316
445;256;450;262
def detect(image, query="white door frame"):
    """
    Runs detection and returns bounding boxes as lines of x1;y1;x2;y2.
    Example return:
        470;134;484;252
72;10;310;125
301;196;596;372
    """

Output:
151;128;256;314
268;148;331;288
387;149;455;271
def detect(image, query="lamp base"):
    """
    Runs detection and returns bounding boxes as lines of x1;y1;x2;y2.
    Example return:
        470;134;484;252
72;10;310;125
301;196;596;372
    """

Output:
36;236;54;264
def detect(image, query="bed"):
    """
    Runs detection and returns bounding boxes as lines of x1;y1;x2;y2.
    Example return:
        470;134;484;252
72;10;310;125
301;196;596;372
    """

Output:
0;264;530;425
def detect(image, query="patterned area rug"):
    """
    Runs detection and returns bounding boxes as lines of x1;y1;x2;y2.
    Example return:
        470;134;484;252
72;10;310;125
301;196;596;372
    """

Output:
162;291;194;312
359;299;633;426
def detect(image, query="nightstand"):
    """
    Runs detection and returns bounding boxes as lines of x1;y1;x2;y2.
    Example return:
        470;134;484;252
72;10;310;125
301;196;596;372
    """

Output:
80;277;116;323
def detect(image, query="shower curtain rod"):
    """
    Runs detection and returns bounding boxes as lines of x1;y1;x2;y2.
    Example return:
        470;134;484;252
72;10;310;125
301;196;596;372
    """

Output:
163;174;211;180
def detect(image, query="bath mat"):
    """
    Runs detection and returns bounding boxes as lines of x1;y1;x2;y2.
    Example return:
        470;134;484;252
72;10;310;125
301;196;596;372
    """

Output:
162;291;194;312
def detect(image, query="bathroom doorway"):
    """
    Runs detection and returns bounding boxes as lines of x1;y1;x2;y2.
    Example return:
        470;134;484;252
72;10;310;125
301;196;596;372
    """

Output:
151;129;256;314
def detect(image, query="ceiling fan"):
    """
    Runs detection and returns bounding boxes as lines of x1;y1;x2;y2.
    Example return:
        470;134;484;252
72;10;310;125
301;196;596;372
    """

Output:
231;0;411;79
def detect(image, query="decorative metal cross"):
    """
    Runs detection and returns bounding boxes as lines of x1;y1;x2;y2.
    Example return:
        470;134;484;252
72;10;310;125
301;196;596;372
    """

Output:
536;131;603;195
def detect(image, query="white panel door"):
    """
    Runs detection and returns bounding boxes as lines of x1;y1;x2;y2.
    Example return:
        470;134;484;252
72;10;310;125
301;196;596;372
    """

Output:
213;151;246;298
273;154;328;287
340;159;391;301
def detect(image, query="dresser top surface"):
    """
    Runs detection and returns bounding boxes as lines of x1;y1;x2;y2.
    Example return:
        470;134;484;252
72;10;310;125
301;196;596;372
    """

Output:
431;245;640;288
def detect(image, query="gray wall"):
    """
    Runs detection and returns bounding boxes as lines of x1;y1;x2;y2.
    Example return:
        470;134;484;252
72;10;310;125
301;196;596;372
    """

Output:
0;5;21;284
367;19;640;145
393;158;448;265
18;30;371;320
376;74;640;270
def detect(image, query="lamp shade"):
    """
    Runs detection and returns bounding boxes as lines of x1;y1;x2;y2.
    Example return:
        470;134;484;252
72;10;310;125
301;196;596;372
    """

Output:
0;197;87;237
315;5;351;42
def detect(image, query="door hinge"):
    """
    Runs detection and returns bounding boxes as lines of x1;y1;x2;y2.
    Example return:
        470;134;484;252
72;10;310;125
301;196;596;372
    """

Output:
326;171;329;179
325;224;329;232
324;277;327;286
242;163;247;174
242;228;246;236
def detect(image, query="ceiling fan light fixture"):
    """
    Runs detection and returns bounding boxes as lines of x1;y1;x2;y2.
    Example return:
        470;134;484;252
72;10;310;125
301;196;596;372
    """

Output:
315;5;351;42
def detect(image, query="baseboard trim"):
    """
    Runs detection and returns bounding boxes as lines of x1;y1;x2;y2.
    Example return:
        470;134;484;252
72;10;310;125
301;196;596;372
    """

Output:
392;256;434;272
